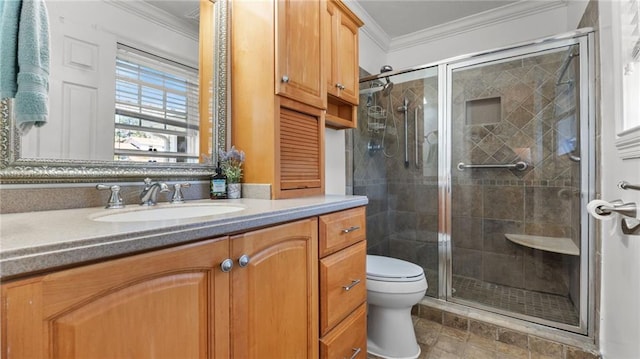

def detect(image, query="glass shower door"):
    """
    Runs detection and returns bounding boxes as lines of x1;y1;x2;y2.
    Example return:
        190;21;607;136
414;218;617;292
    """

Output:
445;38;591;332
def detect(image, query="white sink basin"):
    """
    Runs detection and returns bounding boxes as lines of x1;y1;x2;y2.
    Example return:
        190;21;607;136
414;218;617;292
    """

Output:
92;203;245;223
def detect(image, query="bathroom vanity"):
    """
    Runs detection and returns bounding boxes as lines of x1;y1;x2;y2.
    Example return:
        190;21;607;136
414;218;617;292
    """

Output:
0;196;367;358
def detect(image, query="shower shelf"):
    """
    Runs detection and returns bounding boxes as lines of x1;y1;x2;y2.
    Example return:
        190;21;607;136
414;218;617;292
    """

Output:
504;234;579;256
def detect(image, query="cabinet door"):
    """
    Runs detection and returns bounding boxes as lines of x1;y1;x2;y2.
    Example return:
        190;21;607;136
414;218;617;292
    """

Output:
326;0;360;105
231;218;319;359
277;99;325;199
1;238;230;359
275;0;325;109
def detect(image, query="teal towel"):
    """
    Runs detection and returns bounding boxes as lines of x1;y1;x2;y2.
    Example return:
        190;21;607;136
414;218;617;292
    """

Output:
0;0;50;134
0;0;21;99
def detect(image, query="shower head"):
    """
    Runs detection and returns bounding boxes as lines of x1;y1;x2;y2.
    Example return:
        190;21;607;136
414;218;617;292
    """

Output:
380;65;393;73
382;78;394;96
379;65;394;96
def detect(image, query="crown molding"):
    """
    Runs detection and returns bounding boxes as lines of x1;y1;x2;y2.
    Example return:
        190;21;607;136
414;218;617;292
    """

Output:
350;0;568;53
344;0;392;52
104;0;198;41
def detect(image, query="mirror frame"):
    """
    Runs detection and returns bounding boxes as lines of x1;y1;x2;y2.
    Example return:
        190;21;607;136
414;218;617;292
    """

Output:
0;0;228;184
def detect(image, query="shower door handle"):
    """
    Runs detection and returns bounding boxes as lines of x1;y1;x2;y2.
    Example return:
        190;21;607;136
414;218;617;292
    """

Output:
415;107;420;168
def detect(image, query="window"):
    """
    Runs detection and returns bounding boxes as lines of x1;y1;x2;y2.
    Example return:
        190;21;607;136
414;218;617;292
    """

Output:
114;44;199;163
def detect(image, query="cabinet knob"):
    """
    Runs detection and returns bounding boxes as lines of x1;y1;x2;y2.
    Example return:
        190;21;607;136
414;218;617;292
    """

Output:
281;75;289;83
335;83;345;90
342;279;361;291
238;254;251;267
221;258;234;272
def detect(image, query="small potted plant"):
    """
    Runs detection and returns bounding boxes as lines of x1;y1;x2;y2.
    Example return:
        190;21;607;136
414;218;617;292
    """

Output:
219;146;245;199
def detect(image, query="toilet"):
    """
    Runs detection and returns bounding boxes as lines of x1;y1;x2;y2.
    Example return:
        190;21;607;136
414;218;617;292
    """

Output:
366;255;428;359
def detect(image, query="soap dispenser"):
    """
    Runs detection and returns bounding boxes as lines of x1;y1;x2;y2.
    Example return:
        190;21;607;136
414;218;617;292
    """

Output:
210;162;227;199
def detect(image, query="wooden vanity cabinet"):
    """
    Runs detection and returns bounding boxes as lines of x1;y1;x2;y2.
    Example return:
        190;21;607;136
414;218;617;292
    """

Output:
324;0;363;129
1;218;319;359
318;207;367;358
1;237;231;358
231;218;319;359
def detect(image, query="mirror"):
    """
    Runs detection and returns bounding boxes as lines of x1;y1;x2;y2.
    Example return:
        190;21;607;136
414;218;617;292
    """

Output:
0;0;228;183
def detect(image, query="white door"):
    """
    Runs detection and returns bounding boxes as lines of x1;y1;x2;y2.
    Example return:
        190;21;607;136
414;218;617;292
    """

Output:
21;2;116;161
598;1;640;358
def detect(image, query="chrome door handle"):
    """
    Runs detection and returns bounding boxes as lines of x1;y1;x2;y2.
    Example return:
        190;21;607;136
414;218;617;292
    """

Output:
281;75;289;83
342;279;361;291
347;347;361;359
220;258;233;272
238;254;250;267
341;226;360;234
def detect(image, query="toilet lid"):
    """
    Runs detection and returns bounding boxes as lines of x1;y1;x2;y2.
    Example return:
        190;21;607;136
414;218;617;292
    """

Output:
366;255;425;281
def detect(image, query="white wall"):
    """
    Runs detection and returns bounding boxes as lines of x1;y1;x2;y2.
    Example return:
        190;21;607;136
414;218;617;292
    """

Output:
324;128;346;194
597;1;640;357
358;31;387;76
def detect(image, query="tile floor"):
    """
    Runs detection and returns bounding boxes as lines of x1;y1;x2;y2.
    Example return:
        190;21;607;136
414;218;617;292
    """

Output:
367;315;600;359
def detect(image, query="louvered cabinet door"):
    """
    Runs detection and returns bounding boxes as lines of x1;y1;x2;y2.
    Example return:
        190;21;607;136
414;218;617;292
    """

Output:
276;98;325;198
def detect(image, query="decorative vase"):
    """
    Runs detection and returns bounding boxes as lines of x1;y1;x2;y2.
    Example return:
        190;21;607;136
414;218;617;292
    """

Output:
227;183;242;199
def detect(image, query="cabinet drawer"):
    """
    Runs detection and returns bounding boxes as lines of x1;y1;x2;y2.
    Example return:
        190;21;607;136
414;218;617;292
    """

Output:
320;303;366;359
320;240;366;335
319;206;365;257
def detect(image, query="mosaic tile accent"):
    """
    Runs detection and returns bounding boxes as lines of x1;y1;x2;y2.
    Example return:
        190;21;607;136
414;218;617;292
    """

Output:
451;275;579;326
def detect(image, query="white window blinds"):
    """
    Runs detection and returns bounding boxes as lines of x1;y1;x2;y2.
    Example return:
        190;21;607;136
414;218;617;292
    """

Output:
114;44;199;162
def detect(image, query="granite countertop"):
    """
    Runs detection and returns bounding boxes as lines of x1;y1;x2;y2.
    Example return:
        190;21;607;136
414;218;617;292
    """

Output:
0;195;368;279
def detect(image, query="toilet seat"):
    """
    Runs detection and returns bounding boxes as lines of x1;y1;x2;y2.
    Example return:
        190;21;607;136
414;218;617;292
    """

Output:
367;255;425;282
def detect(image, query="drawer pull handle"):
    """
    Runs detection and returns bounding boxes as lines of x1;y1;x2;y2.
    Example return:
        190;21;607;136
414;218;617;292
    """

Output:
342;279;361;291
341;226;360;234
347;347;362;359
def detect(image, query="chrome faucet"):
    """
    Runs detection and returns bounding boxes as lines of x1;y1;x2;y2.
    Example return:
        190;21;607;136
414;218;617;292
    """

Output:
140;178;170;206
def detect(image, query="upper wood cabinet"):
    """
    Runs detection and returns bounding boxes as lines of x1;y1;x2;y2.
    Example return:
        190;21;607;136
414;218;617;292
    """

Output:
231;0;325;199
275;0;326;109
325;0;362;105
324;0;363;129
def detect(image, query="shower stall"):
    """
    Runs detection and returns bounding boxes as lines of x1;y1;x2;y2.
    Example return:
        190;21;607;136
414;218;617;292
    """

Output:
355;30;594;334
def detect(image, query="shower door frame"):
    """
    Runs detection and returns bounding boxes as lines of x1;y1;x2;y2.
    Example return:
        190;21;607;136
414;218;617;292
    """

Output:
437;32;596;335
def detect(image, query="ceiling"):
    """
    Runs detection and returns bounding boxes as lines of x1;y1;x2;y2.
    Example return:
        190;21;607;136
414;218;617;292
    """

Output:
355;0;520;38
145;0;523;40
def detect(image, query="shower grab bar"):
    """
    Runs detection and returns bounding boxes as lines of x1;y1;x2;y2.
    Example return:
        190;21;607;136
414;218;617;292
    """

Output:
399;98;409;168
415;107;420;168
457;161;528;171
618;181;640;191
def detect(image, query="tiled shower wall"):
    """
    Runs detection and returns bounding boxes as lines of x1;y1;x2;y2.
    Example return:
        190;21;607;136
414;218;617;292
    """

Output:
450;50;582;300
355;71;441;296
355;46;585;303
